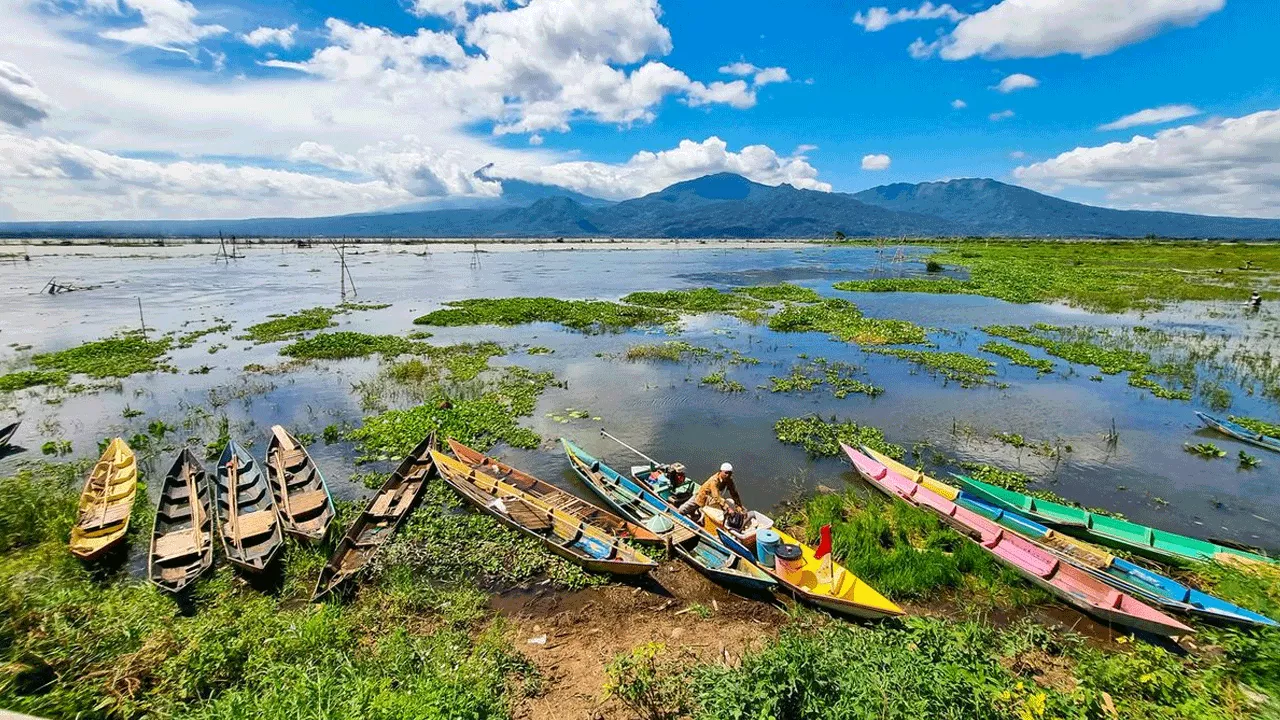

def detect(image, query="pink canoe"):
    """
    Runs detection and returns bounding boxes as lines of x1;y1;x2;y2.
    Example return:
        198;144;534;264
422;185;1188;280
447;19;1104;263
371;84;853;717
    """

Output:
841;444;1193;638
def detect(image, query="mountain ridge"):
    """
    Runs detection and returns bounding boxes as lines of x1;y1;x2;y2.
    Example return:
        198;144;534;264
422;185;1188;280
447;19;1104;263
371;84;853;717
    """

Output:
2;173;1278;239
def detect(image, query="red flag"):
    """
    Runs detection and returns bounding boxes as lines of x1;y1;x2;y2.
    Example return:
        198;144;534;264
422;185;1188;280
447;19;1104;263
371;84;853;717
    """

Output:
814;524;832;560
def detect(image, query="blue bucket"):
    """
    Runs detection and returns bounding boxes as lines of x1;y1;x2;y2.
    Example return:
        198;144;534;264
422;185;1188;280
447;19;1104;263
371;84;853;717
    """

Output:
756;529;781;568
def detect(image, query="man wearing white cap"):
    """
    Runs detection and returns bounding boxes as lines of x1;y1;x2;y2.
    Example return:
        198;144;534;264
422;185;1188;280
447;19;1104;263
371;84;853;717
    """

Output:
677;462;743;517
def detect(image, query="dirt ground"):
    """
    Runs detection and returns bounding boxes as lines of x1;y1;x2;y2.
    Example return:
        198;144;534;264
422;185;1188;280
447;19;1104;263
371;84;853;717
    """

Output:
497;561;784;720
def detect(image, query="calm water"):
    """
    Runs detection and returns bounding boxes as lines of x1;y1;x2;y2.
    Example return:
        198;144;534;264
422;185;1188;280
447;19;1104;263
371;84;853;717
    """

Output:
2;241;1278;552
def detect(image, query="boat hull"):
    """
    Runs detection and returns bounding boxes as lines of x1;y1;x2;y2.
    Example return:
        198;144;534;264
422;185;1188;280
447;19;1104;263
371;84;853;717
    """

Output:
215;440;283;572
266;425;336;543
148;449;215;593
1196;411;1280;453
70;438;137;560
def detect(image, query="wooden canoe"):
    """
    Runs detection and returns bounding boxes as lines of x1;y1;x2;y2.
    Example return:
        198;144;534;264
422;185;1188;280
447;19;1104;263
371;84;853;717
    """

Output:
952;472;1273;566
562;439;774;593
434;450;657;576
844;444;1192;637
69;438;138;560
0;420;19;446
214;440;283;572
447;438;660;544
148;449;215;592
864;447;1277;628
266;425;335;542
312;433;436;601
1196;411;1280;453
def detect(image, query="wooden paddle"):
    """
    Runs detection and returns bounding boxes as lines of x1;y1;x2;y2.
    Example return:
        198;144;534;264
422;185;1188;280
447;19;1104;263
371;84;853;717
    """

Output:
273;444;293;522
184;459;204;551
226;453;242;552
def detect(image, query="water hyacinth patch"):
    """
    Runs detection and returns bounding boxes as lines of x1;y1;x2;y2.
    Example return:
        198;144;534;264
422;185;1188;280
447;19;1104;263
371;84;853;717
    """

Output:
773;415;904;459
733;283;823;303
240;307;338;343
979;341;1054;375
769;298;928;346
0;369;69;393
414;297;676;333
866;348;997;388
280;332;431;360
622;287;766;316
31;331;173;378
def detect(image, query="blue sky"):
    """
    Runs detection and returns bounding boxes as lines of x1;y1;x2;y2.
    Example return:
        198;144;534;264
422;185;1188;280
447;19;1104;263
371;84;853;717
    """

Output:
0;0;1276;220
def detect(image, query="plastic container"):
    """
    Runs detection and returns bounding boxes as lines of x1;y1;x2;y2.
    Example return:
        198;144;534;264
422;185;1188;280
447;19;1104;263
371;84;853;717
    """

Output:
756;529;781;568
775;543;805;584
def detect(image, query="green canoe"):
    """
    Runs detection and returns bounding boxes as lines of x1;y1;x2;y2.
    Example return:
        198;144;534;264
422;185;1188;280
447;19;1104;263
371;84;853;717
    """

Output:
952;474;1273;567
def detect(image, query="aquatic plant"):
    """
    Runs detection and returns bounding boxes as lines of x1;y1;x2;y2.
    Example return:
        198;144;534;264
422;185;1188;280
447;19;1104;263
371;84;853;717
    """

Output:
40;439;72;456
769;359;882;398
625;341;712;362
983;325;1149;374
177;322;231;348
1238;451;1260;469
733;283;823;303
414;297;675;333
338;301;392;311
0;369;68;393
978;341;1054;375
769;298;927;345
700;370;745;393
240;307;337;343
621;288;766;319
279;332;430;360
773;415;903;459
526;346;554;355
834;240;1277;313
31;332;174;378
1185;442;1226;459
866;348;997;388
1228;415;1280;438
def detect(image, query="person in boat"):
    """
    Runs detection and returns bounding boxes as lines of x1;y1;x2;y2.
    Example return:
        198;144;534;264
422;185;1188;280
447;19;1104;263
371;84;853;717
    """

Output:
678;463;743;518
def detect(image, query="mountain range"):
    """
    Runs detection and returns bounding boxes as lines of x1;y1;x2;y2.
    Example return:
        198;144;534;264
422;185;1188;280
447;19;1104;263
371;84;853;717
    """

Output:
2;173;1278;240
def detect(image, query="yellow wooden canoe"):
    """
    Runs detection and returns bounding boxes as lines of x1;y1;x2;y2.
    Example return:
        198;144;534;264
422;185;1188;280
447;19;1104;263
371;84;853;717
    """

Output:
70;438;137;560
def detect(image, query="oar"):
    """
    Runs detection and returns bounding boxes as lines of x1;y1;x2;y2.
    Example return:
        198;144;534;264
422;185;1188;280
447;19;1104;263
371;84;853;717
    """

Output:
599;429;662;467
226;452;242;553
184;458;203;551
273;444;293;523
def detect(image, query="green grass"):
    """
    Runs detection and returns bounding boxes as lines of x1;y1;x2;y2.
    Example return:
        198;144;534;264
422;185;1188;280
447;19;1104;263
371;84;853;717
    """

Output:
279;332;429;360
832;240;1280;313
31;331;173;378
239;307;337;343
0;369;69;392
733;283;823;303
774;415;903;459
414;297;675;333
978;341;1054;374
768;298;928;345
866;348;997;387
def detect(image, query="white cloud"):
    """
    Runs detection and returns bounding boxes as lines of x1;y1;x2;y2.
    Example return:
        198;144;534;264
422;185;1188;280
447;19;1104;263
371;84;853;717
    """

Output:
528;133;543;146
950;98;966;109
908;37;940;59
289;138;502;198
853;2;966;32
1009;150;1026;159
409;0;502;23
500;136;830;200
992;72;1038;93
861;153;891;170
989;109;1015;121
0;60;53;127
752;66;790;86
930;0;1224;60
92;0;228;56
241;24;298;49
718;61;757;76
1098;104;1200;131
1014;108;1280;217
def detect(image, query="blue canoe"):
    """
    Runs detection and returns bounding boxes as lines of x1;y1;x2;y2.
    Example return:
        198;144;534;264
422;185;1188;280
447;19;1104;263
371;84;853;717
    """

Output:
959;491;1277;628
1196;411;1280;453
561;439;775;593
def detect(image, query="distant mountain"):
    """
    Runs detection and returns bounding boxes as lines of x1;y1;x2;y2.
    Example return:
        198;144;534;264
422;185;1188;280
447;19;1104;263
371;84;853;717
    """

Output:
377;168;613;213
854;178;1280;239
3;173;1279;239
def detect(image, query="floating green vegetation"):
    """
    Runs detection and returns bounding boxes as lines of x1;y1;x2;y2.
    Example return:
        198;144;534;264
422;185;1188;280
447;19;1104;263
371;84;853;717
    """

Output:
733;283;823;303
547;407;600;423
769;298;927;345
621;288;766;319
1128;373;1193;400
349;366;554;462
1229;415;1280;438
31;331;173;379
279;332;429;361
1185;442;1226;459
338;301;392;311
1239;451;1260;469
239;306;337;343
774;415;903;459
423;342;507;382
0;461;548;720
978;341;1054;374
40;439;72;456
984;325;1148;374
526;346;554;355
700;370;745;393
0;369;68;393
625;340;713;362
769;359;883;398
795;488;1032;603
866;348;997;388
414;297;675;334
833;240;1280;313
177;322;231;348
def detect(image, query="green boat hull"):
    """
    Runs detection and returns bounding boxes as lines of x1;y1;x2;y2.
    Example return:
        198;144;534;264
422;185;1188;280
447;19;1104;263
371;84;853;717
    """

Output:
953;474;1273;567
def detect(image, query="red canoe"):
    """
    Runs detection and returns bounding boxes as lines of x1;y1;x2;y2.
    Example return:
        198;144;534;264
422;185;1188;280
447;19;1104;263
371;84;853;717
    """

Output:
841;444;1193;638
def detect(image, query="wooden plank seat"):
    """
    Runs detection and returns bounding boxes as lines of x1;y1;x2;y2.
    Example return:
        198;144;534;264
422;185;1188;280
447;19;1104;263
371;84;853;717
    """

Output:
78;503;131;531
153;530;202;559
286;489;329;515
226;509;277;540
499;497;554;532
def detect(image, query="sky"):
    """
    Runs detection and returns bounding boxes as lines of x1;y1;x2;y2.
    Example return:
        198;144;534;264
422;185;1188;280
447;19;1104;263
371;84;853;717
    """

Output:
0;0;1277;221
